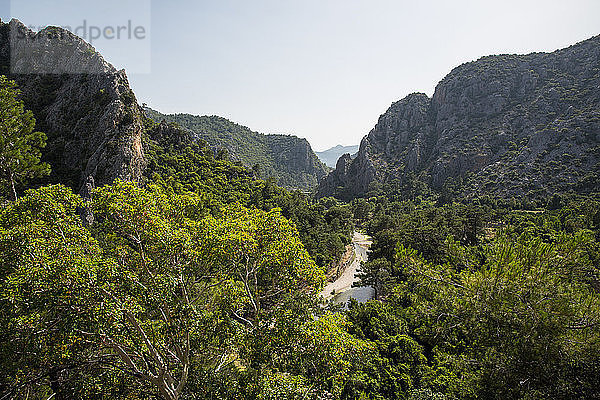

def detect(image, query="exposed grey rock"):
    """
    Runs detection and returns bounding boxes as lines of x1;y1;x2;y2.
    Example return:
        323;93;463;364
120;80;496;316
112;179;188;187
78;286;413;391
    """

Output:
8;19;115;75
318;35;600;200
0;19;145;193
77;175;95;226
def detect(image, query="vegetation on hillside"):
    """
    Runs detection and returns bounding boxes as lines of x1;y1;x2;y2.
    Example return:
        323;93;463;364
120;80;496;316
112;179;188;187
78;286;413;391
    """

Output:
346;193;600;399
0;182;363;399
2;39;600;399
0;76;50;200
142;117;353;268
145;108;327;190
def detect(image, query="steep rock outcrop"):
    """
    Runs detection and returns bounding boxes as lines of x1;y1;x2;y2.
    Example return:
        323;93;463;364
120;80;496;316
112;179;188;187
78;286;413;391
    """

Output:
318;35;600;200
0;19;145;192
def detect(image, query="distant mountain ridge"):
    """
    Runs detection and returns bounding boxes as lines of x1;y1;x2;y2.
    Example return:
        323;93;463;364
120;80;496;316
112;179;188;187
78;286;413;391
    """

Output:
145;108;327;190
316;145;359;168
318;35;600;200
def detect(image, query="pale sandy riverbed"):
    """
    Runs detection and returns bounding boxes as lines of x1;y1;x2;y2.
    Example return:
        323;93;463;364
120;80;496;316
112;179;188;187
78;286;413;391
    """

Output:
320;231;375;307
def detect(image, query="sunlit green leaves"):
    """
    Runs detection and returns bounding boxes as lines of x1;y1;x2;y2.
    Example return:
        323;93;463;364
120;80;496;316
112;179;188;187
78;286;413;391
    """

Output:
0;76;50;200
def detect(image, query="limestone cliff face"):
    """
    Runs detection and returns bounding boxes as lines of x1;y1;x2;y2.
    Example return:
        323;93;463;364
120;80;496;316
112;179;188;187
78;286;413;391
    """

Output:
265;134;328;189
318;35;600;200
0;19;145;193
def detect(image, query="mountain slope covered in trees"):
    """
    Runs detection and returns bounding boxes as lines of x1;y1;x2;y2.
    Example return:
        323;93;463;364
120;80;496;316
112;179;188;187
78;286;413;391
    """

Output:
0;18;351;268
1;17;600;400
318;35;600;201
0;20;358;399
145;108;328;190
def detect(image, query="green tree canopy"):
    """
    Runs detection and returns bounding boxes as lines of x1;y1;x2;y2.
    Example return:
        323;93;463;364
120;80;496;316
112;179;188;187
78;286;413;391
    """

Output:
0;183;365;399
0;76;50;201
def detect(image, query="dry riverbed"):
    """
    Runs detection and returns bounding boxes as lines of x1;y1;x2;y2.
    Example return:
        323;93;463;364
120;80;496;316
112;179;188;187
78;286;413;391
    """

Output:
320;231;375;307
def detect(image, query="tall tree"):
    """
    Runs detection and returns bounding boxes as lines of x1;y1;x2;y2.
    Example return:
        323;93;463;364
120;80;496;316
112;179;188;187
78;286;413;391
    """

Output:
0;183;331;399
0;75;50;201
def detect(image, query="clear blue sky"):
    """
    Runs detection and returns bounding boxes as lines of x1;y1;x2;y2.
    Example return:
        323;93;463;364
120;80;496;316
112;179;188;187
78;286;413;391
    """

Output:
3;0;600;150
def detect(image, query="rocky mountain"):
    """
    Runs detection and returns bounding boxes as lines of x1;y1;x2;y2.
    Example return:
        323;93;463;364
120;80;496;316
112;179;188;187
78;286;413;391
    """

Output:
0;19;145;193
315;145;359;168
318;35;600;200
145;109;327;190
0;18;324;195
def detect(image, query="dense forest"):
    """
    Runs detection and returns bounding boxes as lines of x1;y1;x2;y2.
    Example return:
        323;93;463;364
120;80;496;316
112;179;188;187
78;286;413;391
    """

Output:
348;192;600;399
0;76;358;399
2;71;600;399
144;108;328;190
1;20;600;399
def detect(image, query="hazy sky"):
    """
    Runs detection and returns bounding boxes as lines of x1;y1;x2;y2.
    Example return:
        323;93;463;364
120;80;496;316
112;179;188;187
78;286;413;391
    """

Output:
3;0;600;150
